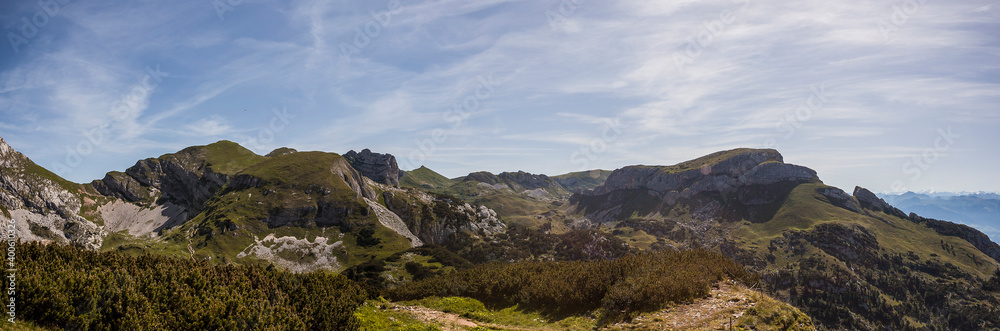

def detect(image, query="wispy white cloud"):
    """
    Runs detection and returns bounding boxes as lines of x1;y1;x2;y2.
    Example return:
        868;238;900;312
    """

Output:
0;0;996;192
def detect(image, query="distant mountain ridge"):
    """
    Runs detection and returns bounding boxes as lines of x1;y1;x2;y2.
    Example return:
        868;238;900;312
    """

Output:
878;191;1000;240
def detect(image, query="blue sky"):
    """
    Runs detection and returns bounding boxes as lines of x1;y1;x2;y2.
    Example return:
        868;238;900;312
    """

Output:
1;0;998;193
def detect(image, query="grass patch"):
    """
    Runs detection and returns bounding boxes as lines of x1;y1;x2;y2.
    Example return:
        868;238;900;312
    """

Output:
178;140;265;176
552;169;612;193
635;148;781;175
24;161;80;192
737;290;814;330
404;297;595;330
400;166;455;190
355;300;440;331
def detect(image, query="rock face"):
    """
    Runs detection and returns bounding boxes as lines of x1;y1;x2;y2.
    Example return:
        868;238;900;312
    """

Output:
853;186;908;219
573;149;820;224
344;149;400;186
818;186;861;213
463;170;570;199
91;150;232;211
0;137;103;249
552;170;612;193
383;190;505;245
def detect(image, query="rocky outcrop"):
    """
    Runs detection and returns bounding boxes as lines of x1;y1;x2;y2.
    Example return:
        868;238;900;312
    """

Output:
344;149;400;186
853;187;908;219
818;186;861;213
590;149;788;196
463;170;570;199
383;190;505;245
266;147;297;157
91;151;232;211
573;149;820;224
0;136;103;249
552;170;612;193
497;171;560;190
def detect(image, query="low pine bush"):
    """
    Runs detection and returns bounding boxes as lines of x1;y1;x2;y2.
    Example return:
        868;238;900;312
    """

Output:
387;249;755;321
14;242;366;330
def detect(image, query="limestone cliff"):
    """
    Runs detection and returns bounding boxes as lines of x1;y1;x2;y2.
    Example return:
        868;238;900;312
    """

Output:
344;149;400;186
572;148;820;225
0;137;103;249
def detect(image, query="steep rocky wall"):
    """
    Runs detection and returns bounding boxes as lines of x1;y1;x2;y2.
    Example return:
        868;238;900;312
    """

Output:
344;149;400;186
0;137;103;249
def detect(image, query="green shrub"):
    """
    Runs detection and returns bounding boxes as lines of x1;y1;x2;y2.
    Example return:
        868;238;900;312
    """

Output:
388;249;754;322
14;242;366;330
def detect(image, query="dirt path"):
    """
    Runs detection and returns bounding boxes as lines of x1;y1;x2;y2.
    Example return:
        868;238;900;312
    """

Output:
607;281;758;330
389;304;481;331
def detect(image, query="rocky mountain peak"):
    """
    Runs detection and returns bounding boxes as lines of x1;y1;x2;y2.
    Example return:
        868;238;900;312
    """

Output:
573;148;820;224
0;136;103;249
587;148;812;197
0;136;27;169
497;171;559;190
344;149;400;186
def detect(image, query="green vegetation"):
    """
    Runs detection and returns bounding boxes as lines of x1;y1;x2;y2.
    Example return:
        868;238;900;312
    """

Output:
344;244;474;298
355;300;440;331
175;151;415;266
400;166;455;189
100;231;191;258
15;241;366;330
24;160;80;192
737;291;815;330
388;249;755;323
733;182;1000;329
638;148;781;175
404;296;595;330
552;169;612;193
446;224;632;264
180;140;266;176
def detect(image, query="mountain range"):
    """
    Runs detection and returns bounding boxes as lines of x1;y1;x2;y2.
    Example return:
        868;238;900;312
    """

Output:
878;191;1000;241
2;136;999;329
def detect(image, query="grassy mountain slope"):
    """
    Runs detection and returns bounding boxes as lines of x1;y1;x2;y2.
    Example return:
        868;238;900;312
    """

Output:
552;169;612;193
566;149;1000;329
399;166;455;189
730;183;1000;329
165;151;413;271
